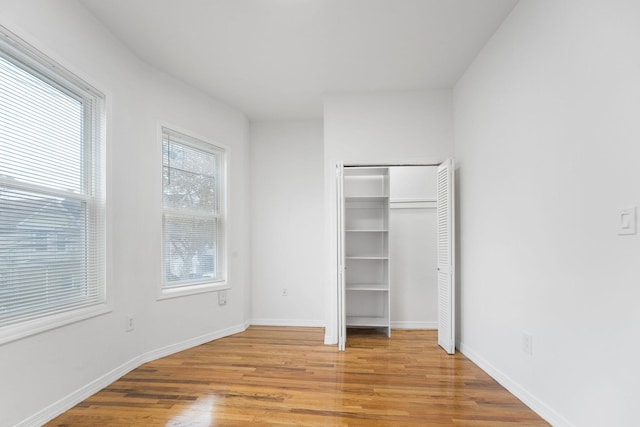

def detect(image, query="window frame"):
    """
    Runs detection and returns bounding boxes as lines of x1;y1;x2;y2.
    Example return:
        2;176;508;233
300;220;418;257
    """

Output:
0;25;109;344
158;124;228;300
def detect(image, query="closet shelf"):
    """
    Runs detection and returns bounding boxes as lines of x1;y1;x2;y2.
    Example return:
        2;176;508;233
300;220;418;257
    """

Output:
345;229;388;233
346;316;389;328
345;256;388;260
345;283;389;291
345;196;388;202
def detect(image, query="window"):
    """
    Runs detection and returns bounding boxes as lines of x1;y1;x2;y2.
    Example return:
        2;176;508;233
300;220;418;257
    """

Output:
161;127;226;297
0;27;107;343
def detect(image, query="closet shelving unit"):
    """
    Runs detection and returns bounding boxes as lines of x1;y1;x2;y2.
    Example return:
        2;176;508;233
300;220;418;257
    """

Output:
343;167;391;336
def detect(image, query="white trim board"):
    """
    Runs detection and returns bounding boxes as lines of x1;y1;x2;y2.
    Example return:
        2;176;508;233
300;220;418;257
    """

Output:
16;354;142;427
391;321;437;329
250;318;326;328
139;323;248;365
324;332;337;345
459;341;576;427
16;322;249;427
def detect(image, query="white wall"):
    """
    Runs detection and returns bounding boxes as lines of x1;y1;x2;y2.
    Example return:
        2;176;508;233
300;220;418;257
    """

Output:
0;1;251;426
250;120;325;326
324;89;453;343
324;90;452;164
454;1;640;426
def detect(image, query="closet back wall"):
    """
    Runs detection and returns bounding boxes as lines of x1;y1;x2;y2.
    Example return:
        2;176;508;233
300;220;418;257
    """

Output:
389;166;438;329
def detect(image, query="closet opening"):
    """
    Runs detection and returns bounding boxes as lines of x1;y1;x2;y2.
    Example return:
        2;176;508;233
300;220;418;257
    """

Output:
336;160;455;354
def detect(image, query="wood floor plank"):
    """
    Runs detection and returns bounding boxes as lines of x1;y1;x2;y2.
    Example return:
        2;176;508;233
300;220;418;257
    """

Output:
45;327;548;426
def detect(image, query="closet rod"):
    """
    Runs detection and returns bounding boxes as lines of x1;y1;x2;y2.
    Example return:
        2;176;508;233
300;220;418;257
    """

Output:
344;163;440;168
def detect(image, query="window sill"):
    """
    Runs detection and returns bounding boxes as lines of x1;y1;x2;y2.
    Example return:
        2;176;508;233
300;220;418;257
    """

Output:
0;303;112;346
157;281;229;300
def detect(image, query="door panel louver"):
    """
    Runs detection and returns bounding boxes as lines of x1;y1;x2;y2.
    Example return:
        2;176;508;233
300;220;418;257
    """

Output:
437;159;455;354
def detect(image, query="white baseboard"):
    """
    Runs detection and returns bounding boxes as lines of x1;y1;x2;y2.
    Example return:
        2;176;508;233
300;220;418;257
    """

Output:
17;322;249;427
324;333;337;345
249;318;325;328
16;356;143;427
139;323;248;364
391;321;437;329
459;341;575;427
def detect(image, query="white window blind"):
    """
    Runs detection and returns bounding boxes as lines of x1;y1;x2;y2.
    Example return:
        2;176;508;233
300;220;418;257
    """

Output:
0;27;106;337
161;127;226;295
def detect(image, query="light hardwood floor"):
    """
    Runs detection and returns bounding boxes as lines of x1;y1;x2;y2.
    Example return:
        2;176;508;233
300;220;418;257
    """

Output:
46;326;548;426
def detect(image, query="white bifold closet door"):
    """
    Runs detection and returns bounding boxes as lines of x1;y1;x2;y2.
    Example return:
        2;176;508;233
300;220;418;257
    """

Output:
336;162;346;351
437;158;455;354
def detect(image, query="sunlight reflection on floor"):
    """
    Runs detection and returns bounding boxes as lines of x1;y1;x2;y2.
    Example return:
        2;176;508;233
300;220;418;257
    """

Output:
166;395;215;427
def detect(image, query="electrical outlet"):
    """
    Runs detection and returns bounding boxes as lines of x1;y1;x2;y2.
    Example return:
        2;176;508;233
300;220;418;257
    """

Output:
282;288;288;296
218;290;228;306
125;314;135;332
522;332;533;355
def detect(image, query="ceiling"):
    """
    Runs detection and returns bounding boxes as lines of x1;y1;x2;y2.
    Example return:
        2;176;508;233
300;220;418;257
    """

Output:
81;0;518;121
